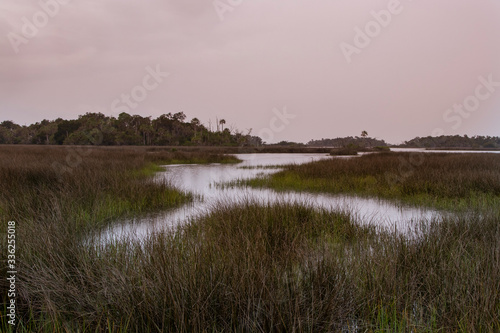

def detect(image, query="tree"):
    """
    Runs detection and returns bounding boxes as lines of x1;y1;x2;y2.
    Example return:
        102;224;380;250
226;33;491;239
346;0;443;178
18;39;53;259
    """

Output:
172;112;186;122
361;130;368;148
54;119;82;144
33;120;57;144
0;112;266;147
190;118;200;127
0;121;21;144
1;120;18;130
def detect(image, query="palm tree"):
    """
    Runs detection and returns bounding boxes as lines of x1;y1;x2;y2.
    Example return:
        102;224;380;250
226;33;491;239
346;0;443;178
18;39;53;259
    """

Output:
219;119;226;132
361;130;370;148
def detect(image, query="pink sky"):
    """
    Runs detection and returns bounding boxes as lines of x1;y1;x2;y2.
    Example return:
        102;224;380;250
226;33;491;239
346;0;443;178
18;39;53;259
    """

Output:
1;0;499;144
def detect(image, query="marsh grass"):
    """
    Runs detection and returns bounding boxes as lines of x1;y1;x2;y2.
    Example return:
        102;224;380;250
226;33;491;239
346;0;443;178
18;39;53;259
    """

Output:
3;201;500;332
145;150;242;165
1;147;499;332
0;146;201;231
0;146;238;331
237;165;285;170
330;148;358;156
241;152;500;210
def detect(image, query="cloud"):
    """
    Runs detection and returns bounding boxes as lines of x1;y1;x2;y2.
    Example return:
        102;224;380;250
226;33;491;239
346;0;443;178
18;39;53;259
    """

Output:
1;0;499;143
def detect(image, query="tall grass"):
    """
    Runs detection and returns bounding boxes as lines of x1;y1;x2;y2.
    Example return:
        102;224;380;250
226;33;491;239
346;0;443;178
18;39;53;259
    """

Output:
243;152;500;210
0;146;237;331
145;149;242;165
3;201;499;332
1;147;499;332
0;146;200;231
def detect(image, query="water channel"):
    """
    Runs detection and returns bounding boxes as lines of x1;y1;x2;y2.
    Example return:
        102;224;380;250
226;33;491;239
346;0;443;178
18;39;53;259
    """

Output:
97;151;459;243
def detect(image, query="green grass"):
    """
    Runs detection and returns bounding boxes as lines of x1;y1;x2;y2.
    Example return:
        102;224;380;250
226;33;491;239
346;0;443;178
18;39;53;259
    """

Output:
145;150;242;165
1;147;499;332
237;165;285;170
0;146;195;233
3;201;499;332
0;146;243;332
240;152;500;210
330;147;359;156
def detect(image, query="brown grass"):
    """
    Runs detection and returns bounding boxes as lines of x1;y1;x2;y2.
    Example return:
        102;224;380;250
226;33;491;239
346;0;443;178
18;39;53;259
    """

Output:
1;147;499;332
244;152;500;209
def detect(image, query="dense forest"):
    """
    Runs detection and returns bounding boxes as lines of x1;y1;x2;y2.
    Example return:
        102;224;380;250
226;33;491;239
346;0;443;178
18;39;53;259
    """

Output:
0;112;263;146
1;113;498;149
398;135;500;149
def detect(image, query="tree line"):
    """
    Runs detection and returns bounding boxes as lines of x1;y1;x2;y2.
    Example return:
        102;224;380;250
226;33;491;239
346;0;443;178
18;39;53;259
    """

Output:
1;113;498;149
0;112;263;146
397;135;500;149
307;136;388;148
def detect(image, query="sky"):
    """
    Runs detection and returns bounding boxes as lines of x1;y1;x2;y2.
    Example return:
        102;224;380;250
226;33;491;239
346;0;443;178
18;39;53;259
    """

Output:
1;0;500;144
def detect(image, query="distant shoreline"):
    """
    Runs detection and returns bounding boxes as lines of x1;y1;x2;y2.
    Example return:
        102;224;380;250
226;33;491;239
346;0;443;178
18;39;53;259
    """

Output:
423;147;500;151
0;144;332;154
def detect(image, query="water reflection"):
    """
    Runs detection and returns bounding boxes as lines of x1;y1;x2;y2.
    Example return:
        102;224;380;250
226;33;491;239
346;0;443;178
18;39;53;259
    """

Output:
98;153;444;243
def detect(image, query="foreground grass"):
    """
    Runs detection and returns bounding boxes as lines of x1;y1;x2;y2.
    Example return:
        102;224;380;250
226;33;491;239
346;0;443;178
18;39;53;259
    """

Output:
1;148;499;332
241;152;500;210
0;146;240;330
2;201;499;332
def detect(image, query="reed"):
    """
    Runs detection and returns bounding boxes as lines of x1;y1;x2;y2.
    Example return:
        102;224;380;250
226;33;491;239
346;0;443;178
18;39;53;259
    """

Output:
3;201;499;332
242;152;500;210
1;147;499;332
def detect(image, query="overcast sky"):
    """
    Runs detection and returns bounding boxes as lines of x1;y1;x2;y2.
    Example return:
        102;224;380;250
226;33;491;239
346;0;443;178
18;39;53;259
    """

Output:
1;0;499;144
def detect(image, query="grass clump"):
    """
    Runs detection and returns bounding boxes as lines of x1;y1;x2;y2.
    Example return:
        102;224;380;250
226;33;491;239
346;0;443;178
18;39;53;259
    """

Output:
1;147;499;332
243;152;500;210
145;150;242;165
373;145;391;151
0;146;241;331
330;147;359;156
2;200;499;332
0;146;195;231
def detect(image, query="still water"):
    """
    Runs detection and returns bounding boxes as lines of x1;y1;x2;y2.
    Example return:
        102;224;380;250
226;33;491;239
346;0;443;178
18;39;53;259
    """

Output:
98;153;444;243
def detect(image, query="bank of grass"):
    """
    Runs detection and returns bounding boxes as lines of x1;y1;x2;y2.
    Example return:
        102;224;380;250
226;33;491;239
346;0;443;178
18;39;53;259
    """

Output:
0;146;242;234
2;200;499;332
242;152;500;210
134;151;241;177
145;145;333;154
330;147;358;156
146;150;242;165
0;146;240;330
1;147;499;332
0;147;223;230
